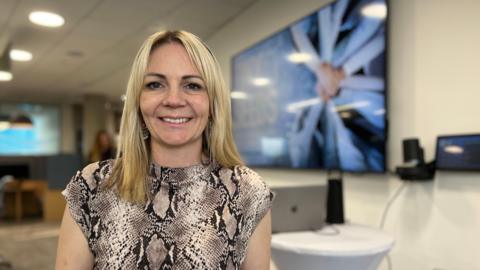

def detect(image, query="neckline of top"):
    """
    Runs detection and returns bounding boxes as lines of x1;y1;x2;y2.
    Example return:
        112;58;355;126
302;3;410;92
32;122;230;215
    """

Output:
148;160;219;184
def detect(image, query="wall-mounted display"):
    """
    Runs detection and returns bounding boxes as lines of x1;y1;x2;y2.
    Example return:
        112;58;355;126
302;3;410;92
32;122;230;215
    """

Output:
435;134;480;171
0;103;60;155
232;0;387;172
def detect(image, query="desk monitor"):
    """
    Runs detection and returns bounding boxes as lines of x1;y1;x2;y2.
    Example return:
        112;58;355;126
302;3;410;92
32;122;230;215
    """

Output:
435;134;480;171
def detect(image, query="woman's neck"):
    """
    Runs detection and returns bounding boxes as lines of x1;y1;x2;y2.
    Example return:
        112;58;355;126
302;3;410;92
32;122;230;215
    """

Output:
150;141;204;168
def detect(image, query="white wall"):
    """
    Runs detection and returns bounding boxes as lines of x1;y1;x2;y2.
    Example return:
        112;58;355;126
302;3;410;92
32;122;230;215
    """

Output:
413;0;480;160
208;0;480;269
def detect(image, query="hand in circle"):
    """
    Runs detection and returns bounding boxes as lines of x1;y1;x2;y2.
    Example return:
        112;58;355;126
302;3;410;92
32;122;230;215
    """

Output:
315;63;345;101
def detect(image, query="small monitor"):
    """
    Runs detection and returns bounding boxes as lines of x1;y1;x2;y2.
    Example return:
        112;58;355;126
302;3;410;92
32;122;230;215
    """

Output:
435;134;480;171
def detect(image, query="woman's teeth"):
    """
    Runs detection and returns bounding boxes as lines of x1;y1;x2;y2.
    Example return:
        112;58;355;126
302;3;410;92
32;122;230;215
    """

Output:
161;117;190;124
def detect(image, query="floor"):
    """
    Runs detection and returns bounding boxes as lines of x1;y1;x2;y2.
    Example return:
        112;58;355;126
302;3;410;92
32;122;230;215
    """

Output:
0;220;278;270
0;219;59;270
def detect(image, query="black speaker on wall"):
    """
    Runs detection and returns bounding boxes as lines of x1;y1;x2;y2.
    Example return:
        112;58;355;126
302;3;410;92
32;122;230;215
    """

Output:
396;138;435;181
402;138;424;165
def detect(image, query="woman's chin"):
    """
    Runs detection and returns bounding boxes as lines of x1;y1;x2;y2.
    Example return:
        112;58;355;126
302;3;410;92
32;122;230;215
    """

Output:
152;136;201;150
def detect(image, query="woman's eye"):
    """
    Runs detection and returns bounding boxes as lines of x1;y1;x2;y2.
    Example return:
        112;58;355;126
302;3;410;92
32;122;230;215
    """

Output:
145;82;162;89
185;83;203;90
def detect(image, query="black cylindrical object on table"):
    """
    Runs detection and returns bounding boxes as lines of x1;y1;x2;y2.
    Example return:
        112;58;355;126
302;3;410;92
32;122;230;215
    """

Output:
326;177;344;224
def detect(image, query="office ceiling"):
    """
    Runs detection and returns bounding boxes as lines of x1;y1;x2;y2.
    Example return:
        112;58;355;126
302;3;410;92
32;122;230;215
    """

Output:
0;0;257;104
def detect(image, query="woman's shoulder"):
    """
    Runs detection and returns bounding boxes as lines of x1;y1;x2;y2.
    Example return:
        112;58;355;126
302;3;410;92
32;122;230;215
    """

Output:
216;165;274;225
75;159;115;189
215;165;268;193
233;165;263;184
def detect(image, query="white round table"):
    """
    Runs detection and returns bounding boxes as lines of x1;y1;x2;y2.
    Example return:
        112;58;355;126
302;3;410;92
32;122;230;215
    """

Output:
271;224;395;270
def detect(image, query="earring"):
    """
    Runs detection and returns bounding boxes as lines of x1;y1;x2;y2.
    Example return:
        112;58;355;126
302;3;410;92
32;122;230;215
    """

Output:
202;120;213;164
142;123;150;140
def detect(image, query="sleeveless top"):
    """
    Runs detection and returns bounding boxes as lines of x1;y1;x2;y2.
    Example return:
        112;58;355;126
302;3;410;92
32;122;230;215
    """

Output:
62;159;273;270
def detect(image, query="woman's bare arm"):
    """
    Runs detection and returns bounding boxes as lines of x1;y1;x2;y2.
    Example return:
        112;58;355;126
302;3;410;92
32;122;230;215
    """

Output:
241;210;272;270
55;207;94;270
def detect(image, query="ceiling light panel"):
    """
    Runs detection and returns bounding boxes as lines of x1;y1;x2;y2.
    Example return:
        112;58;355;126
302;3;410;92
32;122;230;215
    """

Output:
29;11;65;27
0;71;13;81
10;49;33;61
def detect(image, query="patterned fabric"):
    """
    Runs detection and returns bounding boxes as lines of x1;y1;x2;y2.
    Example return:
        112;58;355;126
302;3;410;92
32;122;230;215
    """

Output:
62;159;273;270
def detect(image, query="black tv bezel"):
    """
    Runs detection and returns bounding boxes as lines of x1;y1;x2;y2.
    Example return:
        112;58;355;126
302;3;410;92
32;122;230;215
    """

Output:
435;133;480;172
230;0;389;174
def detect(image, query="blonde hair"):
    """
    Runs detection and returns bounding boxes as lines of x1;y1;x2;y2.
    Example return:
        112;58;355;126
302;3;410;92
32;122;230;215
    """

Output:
107;30;243;202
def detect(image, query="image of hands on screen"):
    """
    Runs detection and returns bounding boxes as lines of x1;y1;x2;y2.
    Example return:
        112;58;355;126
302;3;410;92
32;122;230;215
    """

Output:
232;0;386;172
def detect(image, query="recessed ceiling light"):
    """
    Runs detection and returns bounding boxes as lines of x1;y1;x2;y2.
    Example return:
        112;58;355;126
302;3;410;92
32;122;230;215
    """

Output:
361;3;387;19
0;71;13;81
29;11;65;27
10;49;33;61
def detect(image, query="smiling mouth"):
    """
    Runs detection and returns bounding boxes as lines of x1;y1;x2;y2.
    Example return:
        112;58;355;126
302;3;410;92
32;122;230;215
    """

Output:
159;117;191;124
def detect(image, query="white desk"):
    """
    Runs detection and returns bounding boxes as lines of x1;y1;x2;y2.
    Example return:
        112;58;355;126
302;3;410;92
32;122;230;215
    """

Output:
271;224;395;270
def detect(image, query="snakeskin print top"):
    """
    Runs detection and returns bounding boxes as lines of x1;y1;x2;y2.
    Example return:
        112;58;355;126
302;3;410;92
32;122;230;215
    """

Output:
62;159;273;270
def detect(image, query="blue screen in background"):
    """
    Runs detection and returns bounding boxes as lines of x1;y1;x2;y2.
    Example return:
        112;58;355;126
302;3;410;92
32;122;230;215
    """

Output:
0;103;60;155
436;135;480;171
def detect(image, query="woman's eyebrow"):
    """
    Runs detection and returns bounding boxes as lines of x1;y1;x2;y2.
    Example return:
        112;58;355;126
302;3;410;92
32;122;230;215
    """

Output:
182;75;203;80
144;73;166;79
144;73;202;81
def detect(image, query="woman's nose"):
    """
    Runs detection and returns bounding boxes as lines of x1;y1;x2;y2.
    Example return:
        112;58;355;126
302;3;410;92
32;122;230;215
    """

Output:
162;87;187;107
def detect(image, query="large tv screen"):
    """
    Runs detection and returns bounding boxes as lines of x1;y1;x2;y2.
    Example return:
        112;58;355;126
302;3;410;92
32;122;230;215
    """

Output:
231;0;387;172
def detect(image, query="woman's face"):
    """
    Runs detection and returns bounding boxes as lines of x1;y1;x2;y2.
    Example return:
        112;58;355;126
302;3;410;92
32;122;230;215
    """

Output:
139;42;209;154
99;133;110;148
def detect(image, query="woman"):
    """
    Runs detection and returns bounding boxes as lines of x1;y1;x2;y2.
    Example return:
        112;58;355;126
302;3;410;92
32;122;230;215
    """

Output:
56;30;273;270
87;130;116;163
